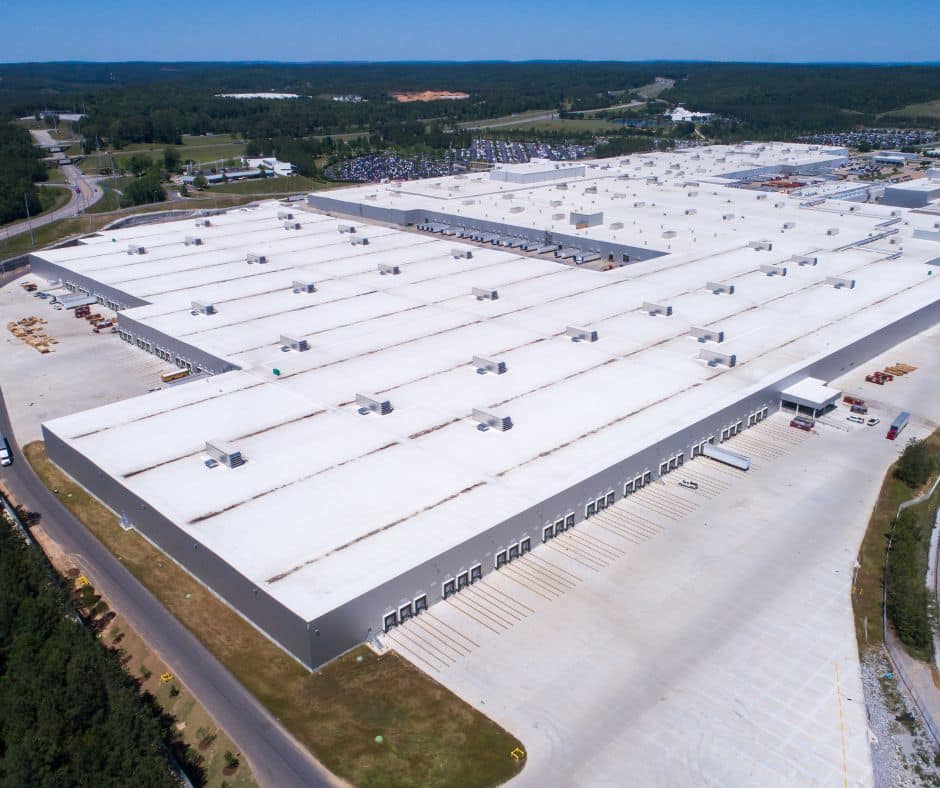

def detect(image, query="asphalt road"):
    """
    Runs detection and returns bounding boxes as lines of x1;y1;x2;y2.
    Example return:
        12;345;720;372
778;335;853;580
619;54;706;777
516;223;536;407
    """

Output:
0;387;336;788
1;130;103;242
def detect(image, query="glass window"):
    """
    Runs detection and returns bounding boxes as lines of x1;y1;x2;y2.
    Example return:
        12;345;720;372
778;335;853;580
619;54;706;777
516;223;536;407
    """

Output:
414;595;428;613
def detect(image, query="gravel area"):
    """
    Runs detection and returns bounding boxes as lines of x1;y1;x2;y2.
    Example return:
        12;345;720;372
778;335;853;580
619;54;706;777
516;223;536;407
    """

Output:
862;649;940;787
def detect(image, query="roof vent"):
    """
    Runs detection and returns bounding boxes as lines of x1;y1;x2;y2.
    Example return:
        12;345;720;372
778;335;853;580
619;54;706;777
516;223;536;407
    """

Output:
195;218;212;227
748;240;773;251
292;280;316;293
634;201;646;208
690;327;725;343
184;235;203;246
509;206;525;214
472;355;507;375
191;301;216;315
699;349;737;368
472;408;513;432
662;230;677;239
825;276;856;289
472;287;498;301
338;223;356;234
247;252;267;264
283;221;301;230
685;208;697;216
277;210;294;220
127;244;146;255
706;281;735;295
643;301;673;317
782;221;796;230
827;227;840;236
350;236;369;246
451;248;473;259
280;334;309;352
792;255;818;267
205;439;244;468
759;264;787;277
378;263;401;275
356;393;392;415
609;221;624;230
722;213;735;221
566;326;598;343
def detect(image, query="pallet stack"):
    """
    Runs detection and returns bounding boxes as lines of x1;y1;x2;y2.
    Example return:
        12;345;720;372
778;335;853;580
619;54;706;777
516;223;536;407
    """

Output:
884;363;917;376
6;316;56;353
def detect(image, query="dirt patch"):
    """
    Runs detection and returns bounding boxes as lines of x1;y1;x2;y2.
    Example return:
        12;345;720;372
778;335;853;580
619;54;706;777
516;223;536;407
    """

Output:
391;91;470;103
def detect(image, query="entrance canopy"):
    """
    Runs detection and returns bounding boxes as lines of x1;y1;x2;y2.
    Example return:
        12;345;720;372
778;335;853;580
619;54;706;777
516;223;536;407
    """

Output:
781;377;841;412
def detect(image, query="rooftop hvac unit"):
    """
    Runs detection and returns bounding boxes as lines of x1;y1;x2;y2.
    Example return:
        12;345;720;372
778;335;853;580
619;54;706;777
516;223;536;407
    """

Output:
774;202;784;208
471;408;513;432
350;236;369;246
759;264;787;277
356;393;392;416
510;206;524;214
684;181;700;188
462;199;476;205
566;325;598;343
556;183;568;190
127;244;146;255
643;301;673;317
501;193;515;200
687;191;699;198
689;327;725;343
825;276;856;289
646;177;659;185
644;160;654;167
550;200;563;207
184;235;203;246
782;222;796;230
699;349;737;368
277;210;294;220
634;201;646;208
609;221;624;230
756;193;768;200
205;439;244;469
283;221;301;230
292;280;316;293
472;355;507;375
337;223;356;234
247;252;267;264
195;218;211;227
722;213;735;221
451;248;472;259
552;213;565;221
662;230;677;239
378;263;401;275
685;208;697;216
584;186;598;194
792;255;818;267
280;334;309;352
191;301;216;315
827;228;840;236
472;287;498;301
706;281;735;295
748;240;773;251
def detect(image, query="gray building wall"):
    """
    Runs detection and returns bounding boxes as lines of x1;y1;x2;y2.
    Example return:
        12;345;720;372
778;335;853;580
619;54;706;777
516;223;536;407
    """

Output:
29;255;150;311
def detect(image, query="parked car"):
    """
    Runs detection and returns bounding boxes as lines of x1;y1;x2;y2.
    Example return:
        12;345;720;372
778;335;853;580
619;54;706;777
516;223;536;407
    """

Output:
0;436;12;467
847;415;865;424
867;417;881;426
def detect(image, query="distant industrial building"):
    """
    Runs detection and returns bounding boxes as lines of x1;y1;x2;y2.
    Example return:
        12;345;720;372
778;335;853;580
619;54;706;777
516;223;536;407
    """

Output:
29;142;940;668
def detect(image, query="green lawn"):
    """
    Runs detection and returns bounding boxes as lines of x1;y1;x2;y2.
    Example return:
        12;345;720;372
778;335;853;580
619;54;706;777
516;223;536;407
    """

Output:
37;185;71;214
507;117;619;133
24;442;524;788
458;109;557;129
82;134;247;173
885;99;940;121
209;176;332;195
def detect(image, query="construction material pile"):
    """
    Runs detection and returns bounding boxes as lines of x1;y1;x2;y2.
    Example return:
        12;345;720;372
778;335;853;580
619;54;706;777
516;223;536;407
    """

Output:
6;316;56;353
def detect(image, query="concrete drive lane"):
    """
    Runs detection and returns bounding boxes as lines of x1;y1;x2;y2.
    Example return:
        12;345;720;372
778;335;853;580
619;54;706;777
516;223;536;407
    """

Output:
0;387;337;788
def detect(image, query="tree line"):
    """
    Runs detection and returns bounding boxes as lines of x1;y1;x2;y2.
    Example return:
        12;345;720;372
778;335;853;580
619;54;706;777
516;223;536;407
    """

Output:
0;124;48;225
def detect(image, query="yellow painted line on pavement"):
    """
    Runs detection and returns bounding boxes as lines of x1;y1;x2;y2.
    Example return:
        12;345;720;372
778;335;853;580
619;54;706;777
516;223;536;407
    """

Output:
835;661;849;788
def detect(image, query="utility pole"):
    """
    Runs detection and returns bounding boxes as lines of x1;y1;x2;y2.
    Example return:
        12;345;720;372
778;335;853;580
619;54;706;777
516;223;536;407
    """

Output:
23;193;35;246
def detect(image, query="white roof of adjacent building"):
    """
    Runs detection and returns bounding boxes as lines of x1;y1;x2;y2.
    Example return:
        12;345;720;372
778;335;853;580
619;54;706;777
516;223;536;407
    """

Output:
781;377;842;410
37;142;940;623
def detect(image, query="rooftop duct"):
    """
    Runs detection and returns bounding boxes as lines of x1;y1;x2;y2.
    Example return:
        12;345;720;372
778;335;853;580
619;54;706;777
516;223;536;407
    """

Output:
472;287;498;301
247;252;267;264
689;327;725;343
280;334;309;352
378;263;401;275
748;240;773;251
356;393;393;416
705;281;735;295
277;210;294;220
191;301;216;315
472;355;507;375
825;276;856;289
566;326;598;343
350;236;369;246
195;218;211;227
451;248;473;259
643;301;673;317
184;235;203;246
337;223;356;234
759;264;787;277
792;255;818;266
471;408;513;432
205;440;244;469
127;244;146;255
283;221;301;230
292;280;316;293
699;349;737;368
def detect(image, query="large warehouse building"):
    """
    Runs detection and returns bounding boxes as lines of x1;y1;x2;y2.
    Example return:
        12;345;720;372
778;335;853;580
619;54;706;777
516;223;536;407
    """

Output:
30;142;940;668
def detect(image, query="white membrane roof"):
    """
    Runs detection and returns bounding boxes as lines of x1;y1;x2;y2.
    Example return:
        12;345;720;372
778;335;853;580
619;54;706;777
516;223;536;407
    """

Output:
38;142;940;621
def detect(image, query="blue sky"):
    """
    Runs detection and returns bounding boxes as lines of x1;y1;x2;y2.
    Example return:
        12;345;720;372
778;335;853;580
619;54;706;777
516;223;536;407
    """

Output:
2;0;937;62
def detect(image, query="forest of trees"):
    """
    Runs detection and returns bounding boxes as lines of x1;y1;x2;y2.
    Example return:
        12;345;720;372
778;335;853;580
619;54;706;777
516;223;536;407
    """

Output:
0;123;47;224
0;523;177;786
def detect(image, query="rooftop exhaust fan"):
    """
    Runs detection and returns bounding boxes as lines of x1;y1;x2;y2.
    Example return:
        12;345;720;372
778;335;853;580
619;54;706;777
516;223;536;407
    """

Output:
378;263;401;275
350;236;369;246
191;301;216;315
292;280;316;293
205;439;244;469
748;240;773;251
280;334;309;352
472;287;498;301
643;301;673;317
759;264;787;277
472;408;513;432
277;210;294;220
472;356;507;375
699;349;737;368
356;393;392;416
338;223;356;234
825;276;856;289
689;327;725;343
247;252;267;264
127;244;146;255
184;235;203;246
706;281;735;295
566;326;598;343
283;220;301;230
452;248;473;259
792;256;818;267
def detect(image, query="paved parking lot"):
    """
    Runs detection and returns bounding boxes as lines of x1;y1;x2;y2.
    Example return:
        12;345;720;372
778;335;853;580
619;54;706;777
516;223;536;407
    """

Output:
384;324;940;787
0;273;168;444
